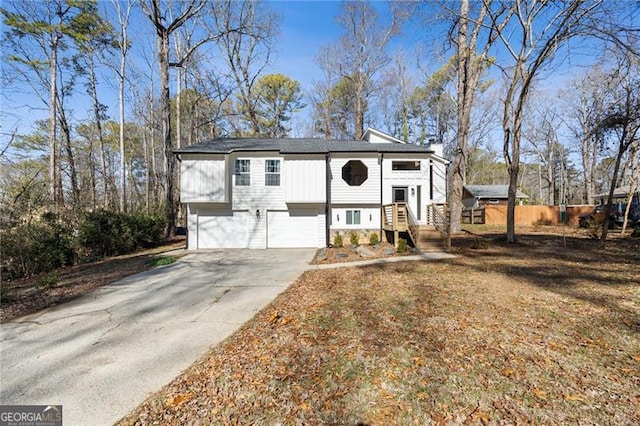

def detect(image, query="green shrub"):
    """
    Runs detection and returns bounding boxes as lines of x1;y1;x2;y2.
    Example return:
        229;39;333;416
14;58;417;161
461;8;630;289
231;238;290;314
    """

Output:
471;238;489;250
333;233;343;248
349;232;359;246
369;232;380;246
1;213;74;279
39;271;60;288
151;256;177;267
396;238;408;253
78;210;165;259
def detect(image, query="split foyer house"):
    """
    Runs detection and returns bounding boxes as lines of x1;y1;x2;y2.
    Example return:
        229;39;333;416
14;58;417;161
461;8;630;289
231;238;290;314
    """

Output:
176;128;448;249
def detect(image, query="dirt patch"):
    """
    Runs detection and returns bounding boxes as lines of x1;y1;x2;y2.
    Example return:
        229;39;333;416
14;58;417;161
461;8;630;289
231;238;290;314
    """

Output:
117;228;640;425
1;239;186;322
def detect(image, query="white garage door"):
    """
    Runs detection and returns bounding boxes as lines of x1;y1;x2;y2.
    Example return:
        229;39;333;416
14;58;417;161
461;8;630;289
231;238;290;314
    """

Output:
267;210;319;248
198;211;249;248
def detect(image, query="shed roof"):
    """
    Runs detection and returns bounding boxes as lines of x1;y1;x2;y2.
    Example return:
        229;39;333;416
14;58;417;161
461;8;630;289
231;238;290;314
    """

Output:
174;137;436;155
464;185;528;199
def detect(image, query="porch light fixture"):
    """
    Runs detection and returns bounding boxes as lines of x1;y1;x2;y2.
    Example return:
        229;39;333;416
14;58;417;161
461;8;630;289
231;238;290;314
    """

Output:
337;214;340;222
411;187;415;196
256;209;260;218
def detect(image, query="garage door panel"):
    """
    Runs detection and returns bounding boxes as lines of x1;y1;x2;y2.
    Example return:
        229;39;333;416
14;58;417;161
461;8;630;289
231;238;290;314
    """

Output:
198;211;249;248
268;210;319;248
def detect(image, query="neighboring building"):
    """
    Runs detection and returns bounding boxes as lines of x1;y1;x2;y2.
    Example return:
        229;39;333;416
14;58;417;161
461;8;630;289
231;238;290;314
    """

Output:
595;185;639;205
176;128;448;249
462;185;529;208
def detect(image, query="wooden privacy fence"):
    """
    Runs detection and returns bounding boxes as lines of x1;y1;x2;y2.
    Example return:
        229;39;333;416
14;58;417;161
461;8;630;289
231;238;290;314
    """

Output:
462;208;485;224
482;205;595;227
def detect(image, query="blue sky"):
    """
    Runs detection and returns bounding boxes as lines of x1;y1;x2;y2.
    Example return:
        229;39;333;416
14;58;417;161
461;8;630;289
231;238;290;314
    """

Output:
3;0;399;138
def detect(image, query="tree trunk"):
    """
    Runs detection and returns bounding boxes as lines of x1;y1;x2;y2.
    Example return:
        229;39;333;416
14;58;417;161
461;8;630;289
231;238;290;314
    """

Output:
158;30;176;237
58;107;80;207
49;34;59;211
88;53;109;208
450;0;471;235
119;41;127;213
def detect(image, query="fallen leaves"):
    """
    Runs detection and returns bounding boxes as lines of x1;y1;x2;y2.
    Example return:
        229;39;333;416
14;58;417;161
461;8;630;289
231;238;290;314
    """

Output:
116;232;640;425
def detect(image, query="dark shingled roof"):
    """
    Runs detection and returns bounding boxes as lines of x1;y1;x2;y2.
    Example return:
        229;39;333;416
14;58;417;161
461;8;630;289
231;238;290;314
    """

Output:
174;137;435;155
464;185;529;199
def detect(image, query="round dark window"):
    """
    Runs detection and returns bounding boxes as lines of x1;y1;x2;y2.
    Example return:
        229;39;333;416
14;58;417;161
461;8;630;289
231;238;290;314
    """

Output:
342;160;368;186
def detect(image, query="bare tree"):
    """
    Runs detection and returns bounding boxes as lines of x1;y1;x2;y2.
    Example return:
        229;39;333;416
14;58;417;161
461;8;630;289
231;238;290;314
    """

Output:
449;0;510;234
141;0;206;237
212;0;278;136
319;1;406;140
111;0;135;212
598;52;640;241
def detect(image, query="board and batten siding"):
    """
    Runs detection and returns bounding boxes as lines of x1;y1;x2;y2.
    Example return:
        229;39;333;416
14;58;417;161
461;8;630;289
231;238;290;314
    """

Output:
231;154;287;211
330;155;380;204
180;154;226;203
283;155;326;202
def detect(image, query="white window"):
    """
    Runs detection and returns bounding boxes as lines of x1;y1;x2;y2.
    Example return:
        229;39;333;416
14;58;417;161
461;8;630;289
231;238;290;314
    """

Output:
346;210;361;225
235;159;250;186
265;159;280;186
392;161;421;171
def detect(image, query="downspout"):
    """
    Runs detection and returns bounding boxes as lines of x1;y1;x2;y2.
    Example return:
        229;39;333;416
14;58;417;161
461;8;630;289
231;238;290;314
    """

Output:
380;153;384;241
325;153;331;247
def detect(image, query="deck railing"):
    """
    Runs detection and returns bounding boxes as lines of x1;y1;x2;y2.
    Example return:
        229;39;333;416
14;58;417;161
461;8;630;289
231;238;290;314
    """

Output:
382;203;419;247
427;203;450;249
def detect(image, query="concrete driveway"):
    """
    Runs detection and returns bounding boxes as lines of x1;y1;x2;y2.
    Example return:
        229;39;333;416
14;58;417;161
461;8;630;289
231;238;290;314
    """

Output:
0;249;314;426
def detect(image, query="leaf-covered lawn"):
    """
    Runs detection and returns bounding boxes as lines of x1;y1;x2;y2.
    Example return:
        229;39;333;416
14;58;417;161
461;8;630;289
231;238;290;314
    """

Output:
118;233;640;425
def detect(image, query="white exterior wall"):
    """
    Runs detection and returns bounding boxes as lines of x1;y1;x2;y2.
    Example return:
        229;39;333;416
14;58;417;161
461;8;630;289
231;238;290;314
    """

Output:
232;154;287;211
180;155;226;203
431;158;447;203
381;155;448;224
330;155;381;204
283;155;326;202
331;207;380;230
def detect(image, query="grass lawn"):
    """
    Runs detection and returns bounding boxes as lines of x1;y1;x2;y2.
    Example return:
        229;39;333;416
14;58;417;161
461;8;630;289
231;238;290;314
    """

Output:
115;229;636;424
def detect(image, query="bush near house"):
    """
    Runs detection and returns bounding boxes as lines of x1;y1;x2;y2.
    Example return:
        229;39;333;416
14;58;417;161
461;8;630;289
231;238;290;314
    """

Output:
333;233;343;248
369;232;379;245
349;232;359;246
1;210;166;280
1;215;74;279
78;210;164;259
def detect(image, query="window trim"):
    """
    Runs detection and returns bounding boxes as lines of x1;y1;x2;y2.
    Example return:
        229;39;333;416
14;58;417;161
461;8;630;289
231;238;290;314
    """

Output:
235;159;250;186
346;210;361;225
342;160;368;186
265;159;281;186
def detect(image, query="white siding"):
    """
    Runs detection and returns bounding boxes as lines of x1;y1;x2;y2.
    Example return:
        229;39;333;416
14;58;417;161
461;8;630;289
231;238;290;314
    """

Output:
382;155;448;224
284;155;326;202
330;155;381;204
331;207;380;230
232;155;287;211
180;155;226;203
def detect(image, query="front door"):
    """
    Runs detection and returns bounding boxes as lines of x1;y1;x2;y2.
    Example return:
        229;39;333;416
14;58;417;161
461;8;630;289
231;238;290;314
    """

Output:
393;187;408;204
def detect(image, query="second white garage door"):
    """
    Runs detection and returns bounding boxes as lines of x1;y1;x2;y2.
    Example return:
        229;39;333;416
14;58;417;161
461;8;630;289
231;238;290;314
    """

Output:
267;210;321;248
